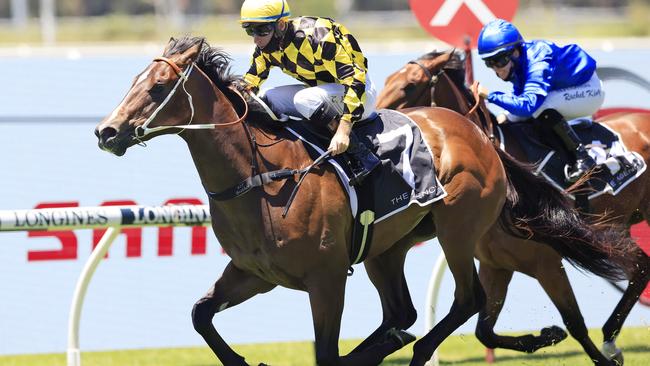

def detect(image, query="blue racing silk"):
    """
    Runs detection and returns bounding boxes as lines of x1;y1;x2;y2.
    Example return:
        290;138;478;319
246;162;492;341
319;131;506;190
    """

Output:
486;40;597;117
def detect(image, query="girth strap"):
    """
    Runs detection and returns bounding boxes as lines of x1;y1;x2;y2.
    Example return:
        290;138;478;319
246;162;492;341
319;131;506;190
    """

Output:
207;168;304;201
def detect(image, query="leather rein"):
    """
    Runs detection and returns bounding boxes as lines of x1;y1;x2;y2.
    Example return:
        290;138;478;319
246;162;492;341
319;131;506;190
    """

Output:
135;56;249;141
409;57;495;140
146;56;317;203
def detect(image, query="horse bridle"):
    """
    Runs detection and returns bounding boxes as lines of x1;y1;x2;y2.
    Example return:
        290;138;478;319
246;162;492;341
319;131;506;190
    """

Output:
407;60;438;86
144;56;314;205
407;60;439;107
410;57;496;141
134;56;249;140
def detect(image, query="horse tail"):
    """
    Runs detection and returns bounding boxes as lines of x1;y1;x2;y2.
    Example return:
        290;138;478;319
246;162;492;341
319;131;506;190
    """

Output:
495;147;637;281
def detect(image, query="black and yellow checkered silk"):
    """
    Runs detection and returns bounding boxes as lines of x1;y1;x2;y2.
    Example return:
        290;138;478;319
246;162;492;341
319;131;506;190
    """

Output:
243;17;369;123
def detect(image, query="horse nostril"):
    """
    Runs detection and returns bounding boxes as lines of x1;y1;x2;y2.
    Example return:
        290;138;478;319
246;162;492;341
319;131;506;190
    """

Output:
98;127;118;145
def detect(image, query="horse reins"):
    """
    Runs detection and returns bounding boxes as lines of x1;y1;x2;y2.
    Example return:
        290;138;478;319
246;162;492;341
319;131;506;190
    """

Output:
135;56;249;140
413;56;496;142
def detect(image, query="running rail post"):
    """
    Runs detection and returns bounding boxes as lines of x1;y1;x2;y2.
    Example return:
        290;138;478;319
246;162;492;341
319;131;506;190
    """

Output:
66;227;120;366
424;252;447;366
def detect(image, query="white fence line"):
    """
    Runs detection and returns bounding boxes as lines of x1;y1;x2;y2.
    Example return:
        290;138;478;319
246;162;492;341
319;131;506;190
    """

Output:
0;205;211;366
423;253;447;366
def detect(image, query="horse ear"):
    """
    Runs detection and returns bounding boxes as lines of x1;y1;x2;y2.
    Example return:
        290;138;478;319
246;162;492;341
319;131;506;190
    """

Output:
445;48;455;62
180;40;204;64
163;37;177;56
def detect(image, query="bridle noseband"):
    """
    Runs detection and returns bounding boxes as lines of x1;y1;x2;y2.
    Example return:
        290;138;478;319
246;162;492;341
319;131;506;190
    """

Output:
134;56;249;141
407;56;453;107
407;60;439;87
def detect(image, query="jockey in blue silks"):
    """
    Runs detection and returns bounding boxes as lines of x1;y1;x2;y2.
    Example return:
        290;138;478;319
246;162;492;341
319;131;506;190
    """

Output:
474;19;604;182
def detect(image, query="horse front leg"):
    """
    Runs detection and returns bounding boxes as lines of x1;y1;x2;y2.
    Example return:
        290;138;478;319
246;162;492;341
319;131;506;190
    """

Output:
307;270;401;366
474;262;568;354
192;261;276;366
306;271;347;366
351;236;417;354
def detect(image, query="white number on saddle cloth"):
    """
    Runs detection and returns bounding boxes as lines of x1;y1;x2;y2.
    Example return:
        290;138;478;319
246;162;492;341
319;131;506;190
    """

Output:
377;124;416;189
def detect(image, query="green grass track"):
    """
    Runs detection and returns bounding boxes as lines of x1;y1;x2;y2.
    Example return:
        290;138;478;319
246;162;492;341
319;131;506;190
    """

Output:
1;327;648;365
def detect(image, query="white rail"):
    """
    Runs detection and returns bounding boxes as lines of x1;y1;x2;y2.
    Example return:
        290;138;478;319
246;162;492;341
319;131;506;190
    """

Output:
423;253;447;366
0;205;211;366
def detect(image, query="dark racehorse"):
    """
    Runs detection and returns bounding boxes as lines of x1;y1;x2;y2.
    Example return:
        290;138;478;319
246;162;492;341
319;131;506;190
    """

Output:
377;50;650;365
95;37;635;366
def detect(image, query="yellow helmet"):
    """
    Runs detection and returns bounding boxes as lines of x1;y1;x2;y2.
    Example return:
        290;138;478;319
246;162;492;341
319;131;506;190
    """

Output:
240;0;291;24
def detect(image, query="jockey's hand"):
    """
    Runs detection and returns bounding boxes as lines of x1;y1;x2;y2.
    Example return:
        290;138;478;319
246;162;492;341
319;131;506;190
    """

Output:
471;81;489;99
328;120;352;155
496;113;508;124
235;79;256;94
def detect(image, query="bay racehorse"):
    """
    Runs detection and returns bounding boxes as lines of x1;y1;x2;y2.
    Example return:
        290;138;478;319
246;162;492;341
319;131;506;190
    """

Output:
95;37;636;366
377;50;650;365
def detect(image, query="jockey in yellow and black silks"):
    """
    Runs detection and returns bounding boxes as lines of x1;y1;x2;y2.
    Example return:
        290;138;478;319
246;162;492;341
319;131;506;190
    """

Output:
240;0;379;185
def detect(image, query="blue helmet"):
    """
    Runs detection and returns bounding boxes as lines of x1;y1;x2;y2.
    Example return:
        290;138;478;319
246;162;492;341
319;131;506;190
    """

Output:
477;19;523;59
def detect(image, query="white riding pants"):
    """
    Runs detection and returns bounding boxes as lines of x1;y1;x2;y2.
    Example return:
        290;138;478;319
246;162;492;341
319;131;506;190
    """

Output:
260;75;377;121
509;72;605;121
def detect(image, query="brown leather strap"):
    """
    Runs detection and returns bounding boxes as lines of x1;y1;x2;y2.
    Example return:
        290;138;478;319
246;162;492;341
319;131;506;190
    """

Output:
154;57;183;76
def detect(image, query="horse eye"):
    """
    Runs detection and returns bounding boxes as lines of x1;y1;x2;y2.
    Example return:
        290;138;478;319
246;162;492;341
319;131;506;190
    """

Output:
150;83;165;94
148;83;167;103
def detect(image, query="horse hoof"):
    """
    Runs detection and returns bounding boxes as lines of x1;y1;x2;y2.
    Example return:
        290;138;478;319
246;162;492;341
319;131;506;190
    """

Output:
610;349;624;366
602;341;624;365
540;325;568;344
388;329;417;348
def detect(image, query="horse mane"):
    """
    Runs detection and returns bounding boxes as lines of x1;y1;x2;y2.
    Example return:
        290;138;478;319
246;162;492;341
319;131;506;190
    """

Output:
164;35;277;126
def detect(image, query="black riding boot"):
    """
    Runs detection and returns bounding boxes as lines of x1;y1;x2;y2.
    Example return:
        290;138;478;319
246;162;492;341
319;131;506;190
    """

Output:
539;109;596;182
346;132;380;186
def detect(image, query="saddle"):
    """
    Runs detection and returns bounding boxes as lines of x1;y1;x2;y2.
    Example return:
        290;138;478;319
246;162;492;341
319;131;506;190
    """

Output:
499;118;646;200
284;109;447;265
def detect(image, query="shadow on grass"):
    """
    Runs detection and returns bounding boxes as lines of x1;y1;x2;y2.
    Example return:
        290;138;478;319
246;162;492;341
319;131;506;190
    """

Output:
380;345;650;365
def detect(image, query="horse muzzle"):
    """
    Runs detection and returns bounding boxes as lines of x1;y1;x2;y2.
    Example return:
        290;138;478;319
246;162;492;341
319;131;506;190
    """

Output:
95;126;128;156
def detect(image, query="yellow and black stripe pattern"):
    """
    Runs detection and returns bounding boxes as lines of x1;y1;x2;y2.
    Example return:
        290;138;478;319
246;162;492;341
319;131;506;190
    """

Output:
243;16;368;123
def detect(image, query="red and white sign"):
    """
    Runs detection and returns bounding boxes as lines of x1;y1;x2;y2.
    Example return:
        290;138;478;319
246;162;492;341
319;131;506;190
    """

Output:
409;0;519;48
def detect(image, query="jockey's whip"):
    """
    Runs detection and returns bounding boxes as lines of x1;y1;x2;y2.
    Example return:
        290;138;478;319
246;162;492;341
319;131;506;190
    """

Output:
282;149;332;218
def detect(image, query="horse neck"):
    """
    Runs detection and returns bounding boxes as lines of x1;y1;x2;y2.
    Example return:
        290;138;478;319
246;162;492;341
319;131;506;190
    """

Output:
180;74;255;198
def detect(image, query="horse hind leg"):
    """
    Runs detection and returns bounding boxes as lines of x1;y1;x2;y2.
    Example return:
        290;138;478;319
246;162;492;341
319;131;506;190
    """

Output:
349;235;418;355
536;264;617;365
192;261;276;366
601;246;650;363
474;262;569;354
410;204;492;365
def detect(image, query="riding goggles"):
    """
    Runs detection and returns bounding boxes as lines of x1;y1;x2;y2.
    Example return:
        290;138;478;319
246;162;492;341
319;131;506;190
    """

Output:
484;50;513;69
243;23;275;37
